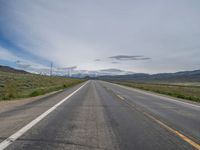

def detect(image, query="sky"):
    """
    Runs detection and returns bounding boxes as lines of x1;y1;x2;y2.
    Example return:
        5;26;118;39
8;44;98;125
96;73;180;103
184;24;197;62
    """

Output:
0;0;200;74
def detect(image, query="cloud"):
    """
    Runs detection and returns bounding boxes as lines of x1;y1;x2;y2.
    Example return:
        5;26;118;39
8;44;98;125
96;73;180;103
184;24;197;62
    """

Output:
15;60;31;69
100;68;124;73
94;59;101;61
0;46;52;74
14;60;51;74
96;68;134;76
66;66;77;70
109;55;151;61
0;0;200;73
0;46;19;61
111;61;119;64
0;46;77;75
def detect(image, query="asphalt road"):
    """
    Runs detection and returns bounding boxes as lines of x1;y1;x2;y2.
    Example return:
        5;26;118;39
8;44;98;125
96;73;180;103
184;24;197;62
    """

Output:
0;80;199;150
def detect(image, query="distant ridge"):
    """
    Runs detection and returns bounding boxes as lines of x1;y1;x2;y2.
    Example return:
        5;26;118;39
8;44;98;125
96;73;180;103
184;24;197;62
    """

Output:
0;65;28;74
98;69;200;82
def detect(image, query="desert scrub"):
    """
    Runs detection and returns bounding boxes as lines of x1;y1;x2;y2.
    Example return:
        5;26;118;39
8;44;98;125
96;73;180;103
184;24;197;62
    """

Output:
3;80;17;99
113;81;200;103
0;71;84;101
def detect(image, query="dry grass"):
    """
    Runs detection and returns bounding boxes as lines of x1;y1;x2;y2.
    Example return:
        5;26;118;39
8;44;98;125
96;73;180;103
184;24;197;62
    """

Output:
0;71;84;100
113;81;200;102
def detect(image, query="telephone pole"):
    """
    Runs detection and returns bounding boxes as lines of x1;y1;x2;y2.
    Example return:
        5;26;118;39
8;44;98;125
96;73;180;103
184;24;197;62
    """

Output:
50;62;53;76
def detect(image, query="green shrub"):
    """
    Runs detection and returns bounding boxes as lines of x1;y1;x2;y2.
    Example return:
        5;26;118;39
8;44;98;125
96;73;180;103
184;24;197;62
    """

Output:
0;71;84;100
114;81;200;103
3;80;17;99
29;90;42;97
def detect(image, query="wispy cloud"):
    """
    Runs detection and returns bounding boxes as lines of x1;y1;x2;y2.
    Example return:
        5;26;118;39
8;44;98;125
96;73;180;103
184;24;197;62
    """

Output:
15;60;31;69
94;59;101;61
0;46;19;61
0;46;51;73
57;66;77;71
100;68;124;73
109;55;151;61
111;61;119;64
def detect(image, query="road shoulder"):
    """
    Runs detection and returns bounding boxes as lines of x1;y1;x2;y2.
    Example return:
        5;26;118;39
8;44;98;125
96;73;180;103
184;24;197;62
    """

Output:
0;89;63;114
108;81;200;107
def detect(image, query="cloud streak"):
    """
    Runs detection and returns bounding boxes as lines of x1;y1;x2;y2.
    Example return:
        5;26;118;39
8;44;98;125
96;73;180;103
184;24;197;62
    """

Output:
0;46;19;61
109;55;151;61
94;59;101;61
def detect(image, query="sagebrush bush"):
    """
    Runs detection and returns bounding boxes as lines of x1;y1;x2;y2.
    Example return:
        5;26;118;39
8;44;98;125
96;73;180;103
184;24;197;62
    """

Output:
4;80;17;99
0;71;84;100
114;81;200;103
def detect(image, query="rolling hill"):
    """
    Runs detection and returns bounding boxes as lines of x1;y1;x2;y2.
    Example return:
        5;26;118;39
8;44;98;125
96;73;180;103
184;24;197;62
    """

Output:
97;69;200;83
0;65;28;74
0;65;83;100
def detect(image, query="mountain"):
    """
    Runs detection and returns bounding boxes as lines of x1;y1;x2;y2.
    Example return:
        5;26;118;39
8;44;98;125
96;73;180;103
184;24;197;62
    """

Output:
97;70;200;82
70;68;134;78
0;65;28;74
1;65;199;83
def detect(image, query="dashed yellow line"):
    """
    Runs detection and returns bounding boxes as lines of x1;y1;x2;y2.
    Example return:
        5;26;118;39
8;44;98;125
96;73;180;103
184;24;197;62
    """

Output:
119;98;200;150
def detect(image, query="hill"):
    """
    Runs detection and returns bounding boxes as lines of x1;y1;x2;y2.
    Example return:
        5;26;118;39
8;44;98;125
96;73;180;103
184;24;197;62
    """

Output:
98;69;200;83
0;66;83;100
0;65;28;74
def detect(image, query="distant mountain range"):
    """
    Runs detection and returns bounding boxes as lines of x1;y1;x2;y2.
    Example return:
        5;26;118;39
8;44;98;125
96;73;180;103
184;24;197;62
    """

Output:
97;70;200;82
0;65;28;74
0;65;132;77
71;68;134;78
0;65;200;83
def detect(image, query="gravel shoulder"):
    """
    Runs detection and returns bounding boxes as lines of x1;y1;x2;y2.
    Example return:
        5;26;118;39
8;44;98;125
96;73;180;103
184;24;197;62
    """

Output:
0;90;63;114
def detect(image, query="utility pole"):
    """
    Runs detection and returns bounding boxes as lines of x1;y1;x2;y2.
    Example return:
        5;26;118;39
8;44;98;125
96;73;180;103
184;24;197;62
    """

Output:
68;68;71;77
50;62;53;76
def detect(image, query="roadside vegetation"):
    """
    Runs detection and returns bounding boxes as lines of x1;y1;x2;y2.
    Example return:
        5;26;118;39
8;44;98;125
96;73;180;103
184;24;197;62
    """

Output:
112;81;200;103
0;71;84;101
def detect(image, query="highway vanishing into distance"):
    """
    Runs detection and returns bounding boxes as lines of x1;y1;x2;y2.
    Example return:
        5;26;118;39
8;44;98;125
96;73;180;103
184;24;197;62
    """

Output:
0;80;199;150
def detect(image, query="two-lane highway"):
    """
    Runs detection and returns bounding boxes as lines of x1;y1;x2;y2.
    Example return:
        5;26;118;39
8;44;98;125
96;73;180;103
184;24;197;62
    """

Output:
0;80;199;150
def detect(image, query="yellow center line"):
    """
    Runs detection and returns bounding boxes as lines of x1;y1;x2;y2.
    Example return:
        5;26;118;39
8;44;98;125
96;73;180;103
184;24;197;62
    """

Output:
116;94;125;100
120;98;200;150
142;111;200;150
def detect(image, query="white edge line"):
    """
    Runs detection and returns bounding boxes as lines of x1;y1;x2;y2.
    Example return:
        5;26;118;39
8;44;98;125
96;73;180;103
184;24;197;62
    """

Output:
107;81;200;109
0;81;88;150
